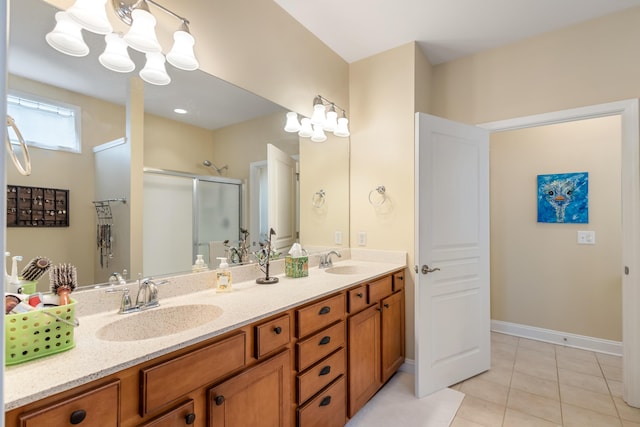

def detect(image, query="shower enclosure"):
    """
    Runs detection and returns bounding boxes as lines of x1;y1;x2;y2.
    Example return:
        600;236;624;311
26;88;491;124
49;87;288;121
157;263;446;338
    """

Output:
142;168;243;277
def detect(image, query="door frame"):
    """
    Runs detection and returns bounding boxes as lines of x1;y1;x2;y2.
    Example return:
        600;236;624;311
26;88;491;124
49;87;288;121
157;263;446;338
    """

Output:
478;98;640;407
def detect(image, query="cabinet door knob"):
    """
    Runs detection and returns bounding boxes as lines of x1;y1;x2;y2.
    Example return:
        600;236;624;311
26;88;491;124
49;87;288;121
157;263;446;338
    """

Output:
319;396;332;407
356;292;363;298
69;409;86;425
319;306;331;315
215;395;225;406
185;413;196;425
273;326;282;335
319;366;331;376
384;303;390;308
319;336;331;345
398;276;404;280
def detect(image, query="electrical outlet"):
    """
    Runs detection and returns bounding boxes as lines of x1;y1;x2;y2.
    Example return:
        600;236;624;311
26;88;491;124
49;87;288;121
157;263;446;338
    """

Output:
358;231;366;246
334;231;342;245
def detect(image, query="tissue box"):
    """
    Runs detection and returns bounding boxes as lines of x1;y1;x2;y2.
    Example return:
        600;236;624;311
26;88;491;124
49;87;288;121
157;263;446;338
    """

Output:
285;256;308;278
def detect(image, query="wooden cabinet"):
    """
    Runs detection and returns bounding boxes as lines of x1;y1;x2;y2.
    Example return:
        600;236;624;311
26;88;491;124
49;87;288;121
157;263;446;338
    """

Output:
17;380;120;427
6;268;405;427
347;271;406;417
208;350;291;427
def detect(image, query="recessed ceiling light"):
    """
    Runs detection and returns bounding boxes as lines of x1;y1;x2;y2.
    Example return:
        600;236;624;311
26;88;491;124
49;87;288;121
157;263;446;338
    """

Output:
174;108;188;114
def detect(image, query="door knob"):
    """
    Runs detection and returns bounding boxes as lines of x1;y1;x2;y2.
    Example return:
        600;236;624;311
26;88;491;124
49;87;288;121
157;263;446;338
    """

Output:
421;265;440;275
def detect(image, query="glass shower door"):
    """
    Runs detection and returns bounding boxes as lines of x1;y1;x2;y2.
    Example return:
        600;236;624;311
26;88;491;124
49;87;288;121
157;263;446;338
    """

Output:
196;179;242;266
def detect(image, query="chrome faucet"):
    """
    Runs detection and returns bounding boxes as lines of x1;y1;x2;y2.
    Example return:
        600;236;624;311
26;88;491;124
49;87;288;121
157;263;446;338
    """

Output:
106;276;168;314
319;250;342;268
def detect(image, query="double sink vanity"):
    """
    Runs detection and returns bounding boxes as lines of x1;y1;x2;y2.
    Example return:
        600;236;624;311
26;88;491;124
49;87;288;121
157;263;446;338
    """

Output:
4;250;407;427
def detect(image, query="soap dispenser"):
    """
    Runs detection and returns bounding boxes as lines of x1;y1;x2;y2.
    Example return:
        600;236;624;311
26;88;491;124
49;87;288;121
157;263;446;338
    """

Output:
192;254;208;272
215;257;232;292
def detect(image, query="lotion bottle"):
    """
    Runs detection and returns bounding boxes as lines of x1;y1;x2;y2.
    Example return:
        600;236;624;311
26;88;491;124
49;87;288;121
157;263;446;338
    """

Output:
216;257;232;292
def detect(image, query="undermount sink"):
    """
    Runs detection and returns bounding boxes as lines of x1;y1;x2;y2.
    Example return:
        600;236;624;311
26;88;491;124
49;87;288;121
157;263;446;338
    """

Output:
324;265;371;275
96;304;223;342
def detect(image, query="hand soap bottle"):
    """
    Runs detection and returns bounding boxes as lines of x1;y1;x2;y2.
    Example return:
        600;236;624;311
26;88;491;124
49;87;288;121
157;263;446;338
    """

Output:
192;254;207;272
215;257;232;292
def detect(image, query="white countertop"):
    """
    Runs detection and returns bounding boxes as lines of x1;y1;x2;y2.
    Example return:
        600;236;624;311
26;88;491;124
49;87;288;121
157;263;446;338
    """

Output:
4;254;406;411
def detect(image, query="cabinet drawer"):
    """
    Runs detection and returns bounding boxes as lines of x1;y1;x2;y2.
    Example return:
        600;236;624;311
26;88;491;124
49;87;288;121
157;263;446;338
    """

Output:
138;400;196;427
347;285;367;313
368;275;393;303
393;271;405;292
141;332;246;416
297;348;346;404
18;380;120;427
297;321;345;371
255;313;291;358
297;376;346;427
296;293;345;338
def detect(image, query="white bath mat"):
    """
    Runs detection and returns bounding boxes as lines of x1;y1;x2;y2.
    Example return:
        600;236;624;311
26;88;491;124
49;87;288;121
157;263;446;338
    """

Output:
346;372;464;427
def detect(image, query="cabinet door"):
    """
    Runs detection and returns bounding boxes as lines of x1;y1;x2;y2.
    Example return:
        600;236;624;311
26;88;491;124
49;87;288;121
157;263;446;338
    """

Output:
18;380;119;427
381;290;405;383
208;350;291;427
347;304;381;418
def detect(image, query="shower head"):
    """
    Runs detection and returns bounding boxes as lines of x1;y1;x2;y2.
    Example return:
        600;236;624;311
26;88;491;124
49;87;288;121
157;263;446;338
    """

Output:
203;160;228;175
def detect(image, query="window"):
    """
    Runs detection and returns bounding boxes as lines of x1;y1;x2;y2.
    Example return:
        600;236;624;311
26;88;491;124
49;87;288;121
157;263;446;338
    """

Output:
6;91;81;153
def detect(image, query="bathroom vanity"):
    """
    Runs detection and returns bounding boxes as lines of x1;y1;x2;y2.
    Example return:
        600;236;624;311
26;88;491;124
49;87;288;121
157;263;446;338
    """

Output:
4;258;406;427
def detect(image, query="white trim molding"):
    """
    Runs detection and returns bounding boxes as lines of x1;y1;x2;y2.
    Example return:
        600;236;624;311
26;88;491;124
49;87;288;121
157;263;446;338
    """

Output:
491;320;623;356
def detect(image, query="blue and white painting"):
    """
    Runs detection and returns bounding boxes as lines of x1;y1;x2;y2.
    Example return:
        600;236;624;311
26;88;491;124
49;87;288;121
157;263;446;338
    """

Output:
537;172;589;223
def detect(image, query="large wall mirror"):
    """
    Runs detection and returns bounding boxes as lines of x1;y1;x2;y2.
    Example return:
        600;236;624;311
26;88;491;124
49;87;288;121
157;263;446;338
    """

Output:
6;0;350;290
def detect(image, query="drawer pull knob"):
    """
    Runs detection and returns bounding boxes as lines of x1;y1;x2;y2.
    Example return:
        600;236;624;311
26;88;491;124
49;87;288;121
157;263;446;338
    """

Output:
319;336;331;345
273;326;282;334
384;303;390;308
69;409;86;425
320;396;332;407
356;292;364;298
185;413;196;425
319;306;331;315
215;395;225;406
319;366;331;376
398;276;404;280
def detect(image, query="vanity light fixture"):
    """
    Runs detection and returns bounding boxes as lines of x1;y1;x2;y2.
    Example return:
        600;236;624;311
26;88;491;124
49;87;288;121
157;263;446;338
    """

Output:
45;0;199;86
284;95;350;141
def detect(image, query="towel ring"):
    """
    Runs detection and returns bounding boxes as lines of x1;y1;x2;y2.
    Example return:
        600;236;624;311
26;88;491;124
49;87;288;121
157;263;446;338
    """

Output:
368;185;386;206
312;189;326;208
6;115;32;176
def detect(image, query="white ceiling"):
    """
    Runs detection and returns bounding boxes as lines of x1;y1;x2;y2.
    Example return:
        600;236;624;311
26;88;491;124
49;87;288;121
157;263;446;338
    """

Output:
273;0;640;65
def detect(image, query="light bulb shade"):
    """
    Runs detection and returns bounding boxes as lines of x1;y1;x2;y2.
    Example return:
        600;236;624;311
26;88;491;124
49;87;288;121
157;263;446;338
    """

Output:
310;103;326;125
298;118;313;138
124;8;161;53
324;110;338;132
334;117;350;137
139;52;171;85
45;11;90;57
66;0;112;34
166;29;199;71
284;112;301;133
311;124;327;142
99;33;135;73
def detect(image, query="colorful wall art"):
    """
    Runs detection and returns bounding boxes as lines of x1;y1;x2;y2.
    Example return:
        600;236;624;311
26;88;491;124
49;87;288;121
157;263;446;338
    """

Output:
537;172;589;223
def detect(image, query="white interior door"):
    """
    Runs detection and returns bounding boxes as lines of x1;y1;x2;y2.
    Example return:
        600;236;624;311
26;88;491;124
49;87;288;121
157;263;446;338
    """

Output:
267;144;297;251
414;113;490;397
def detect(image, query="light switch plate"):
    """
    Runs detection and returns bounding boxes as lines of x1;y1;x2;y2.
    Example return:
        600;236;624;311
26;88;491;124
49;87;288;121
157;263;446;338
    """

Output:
358;231;367;246
577;230;596;245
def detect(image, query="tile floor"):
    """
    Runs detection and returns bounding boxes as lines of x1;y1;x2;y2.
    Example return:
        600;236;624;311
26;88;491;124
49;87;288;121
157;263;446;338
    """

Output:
449;332;640;426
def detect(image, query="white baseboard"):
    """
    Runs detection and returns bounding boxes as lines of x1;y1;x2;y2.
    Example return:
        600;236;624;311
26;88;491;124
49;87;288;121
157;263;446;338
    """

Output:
400;359;415;375
491;320;623;356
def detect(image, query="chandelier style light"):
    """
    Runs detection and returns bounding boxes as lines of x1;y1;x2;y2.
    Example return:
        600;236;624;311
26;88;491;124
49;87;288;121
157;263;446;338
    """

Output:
284;95;350;142
45;0;199;86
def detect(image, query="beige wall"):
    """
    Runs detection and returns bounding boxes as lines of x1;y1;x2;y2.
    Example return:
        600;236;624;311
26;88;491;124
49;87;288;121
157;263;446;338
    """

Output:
491;116;622;341
350;42;424;359
6;75;125;290
430;6;640;124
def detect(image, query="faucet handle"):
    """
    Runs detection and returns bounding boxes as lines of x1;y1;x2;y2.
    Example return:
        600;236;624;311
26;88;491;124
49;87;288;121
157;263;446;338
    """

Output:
105;287;134;313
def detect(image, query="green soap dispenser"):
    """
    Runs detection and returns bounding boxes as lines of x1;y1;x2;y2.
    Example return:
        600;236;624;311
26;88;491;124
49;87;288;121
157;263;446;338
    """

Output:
215;257;232;292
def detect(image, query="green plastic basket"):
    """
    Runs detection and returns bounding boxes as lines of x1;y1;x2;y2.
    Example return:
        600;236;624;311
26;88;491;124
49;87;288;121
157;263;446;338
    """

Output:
5;299;77;365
